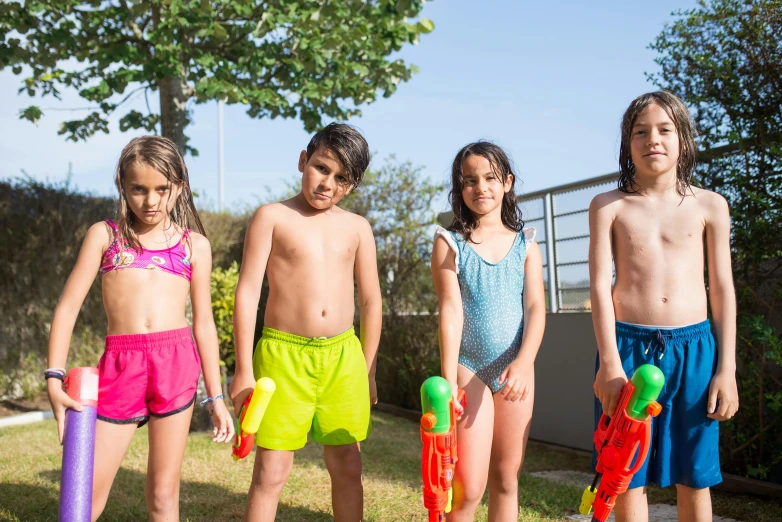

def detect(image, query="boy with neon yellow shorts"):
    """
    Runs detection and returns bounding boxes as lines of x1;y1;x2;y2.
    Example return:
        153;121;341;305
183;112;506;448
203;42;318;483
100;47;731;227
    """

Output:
230;123;381;522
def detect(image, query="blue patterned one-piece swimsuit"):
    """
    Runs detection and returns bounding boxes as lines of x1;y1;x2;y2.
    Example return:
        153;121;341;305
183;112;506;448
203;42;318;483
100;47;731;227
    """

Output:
434;226;535;393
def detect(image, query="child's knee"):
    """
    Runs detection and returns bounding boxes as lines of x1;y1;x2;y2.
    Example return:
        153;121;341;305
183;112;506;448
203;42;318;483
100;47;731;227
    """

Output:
90;496;107;522
615;486;648;517
675;484;711;505
488;463;520;496
145;481;179;514
325;447;362;483
454;478;486;508
252;457;293;492
91;482;110;519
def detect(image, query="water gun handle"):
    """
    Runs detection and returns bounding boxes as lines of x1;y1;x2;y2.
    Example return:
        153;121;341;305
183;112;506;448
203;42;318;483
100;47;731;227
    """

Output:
231;392;255;461
627;418;651;476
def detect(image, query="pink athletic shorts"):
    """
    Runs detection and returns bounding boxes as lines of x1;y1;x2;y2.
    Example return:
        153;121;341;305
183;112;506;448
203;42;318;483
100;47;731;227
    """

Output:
97;327;201;425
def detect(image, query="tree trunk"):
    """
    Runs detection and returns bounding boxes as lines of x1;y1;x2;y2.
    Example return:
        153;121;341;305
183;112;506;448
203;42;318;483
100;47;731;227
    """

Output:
158;75;191;155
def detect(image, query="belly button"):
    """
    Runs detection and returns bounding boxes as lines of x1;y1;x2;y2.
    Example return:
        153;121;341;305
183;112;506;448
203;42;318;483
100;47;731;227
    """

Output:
321;310;327;317
661;297;668;303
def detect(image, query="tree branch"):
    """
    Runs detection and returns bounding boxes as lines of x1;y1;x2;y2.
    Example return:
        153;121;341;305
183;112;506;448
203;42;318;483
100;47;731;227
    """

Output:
118;0;144;41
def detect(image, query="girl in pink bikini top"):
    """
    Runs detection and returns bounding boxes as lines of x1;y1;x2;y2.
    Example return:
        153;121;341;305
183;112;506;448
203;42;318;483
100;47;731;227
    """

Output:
46;135;233;522
100;219;192;280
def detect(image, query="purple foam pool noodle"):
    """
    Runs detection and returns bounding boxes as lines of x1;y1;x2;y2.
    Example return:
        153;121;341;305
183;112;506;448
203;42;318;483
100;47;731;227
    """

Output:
59;367;99;522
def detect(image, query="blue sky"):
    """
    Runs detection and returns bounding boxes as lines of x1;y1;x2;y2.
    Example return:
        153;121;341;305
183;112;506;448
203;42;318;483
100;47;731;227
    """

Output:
0;0;695;213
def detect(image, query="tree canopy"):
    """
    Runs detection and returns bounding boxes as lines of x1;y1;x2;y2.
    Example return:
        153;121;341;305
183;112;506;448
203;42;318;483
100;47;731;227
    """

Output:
0;0;434;154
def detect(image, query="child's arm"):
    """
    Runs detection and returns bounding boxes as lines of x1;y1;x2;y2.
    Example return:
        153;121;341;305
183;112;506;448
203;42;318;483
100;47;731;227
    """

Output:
499;241;545;402
704;193;739;421
189;233;235;443
354;217;382;405
229;206;274;415
431;236;464;414
589;194;627;416
47;222;108;443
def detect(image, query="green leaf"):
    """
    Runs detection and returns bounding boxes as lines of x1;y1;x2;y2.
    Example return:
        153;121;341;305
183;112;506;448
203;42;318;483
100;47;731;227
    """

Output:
418;18;435;34
18;105;43;124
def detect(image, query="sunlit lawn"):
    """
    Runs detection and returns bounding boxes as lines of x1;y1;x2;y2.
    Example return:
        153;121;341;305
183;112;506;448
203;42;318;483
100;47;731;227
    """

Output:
0;411;779;521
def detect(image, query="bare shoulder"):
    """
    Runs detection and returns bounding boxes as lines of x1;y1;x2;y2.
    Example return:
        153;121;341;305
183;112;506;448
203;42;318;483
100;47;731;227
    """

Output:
188;231;211;253
691;187;729;224
252;201;286;221
335;207;373;235
526;239;542;257
86;220;113;245
247;202;286;233
590;188;626;207
589;188;625;216
692;186;728;209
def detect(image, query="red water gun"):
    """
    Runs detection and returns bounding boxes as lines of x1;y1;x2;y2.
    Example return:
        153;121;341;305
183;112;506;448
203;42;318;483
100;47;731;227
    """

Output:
420;376;467;522
580;364;664;521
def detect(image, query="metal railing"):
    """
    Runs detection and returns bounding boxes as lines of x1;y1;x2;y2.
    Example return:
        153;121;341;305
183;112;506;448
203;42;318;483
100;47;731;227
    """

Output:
439;171;619;313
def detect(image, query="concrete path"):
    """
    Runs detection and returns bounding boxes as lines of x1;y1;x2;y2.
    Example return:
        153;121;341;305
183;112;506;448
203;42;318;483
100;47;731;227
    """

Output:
529;470;739;522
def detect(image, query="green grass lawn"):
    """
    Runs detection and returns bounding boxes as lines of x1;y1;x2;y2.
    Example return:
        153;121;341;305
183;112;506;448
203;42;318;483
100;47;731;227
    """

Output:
1;411;779;521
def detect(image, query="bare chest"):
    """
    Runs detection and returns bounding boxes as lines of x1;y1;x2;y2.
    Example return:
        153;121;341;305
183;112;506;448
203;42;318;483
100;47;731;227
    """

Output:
467;231;518;264
613;202;705;254
271;220;358;266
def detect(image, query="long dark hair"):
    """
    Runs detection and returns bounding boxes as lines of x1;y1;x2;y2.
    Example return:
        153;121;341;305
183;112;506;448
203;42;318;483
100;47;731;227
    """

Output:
114;136;205;251
618;91;698;196
447;141;523;243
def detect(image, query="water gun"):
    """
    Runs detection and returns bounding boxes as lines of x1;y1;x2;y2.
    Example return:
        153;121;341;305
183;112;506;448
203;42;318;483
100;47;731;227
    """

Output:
420;376;467;522
579;364;665;522
232;377;276;461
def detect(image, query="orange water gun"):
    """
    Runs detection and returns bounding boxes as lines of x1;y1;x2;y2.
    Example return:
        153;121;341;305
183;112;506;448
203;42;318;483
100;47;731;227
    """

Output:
579;364;665;521
420;376;466;522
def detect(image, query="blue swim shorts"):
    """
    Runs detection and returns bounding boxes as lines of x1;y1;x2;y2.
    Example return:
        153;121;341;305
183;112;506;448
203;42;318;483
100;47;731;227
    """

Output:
593;320;722;489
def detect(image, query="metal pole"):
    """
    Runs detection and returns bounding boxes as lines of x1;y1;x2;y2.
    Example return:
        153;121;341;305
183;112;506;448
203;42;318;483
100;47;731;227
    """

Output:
218;99;224;213
544;192;558;313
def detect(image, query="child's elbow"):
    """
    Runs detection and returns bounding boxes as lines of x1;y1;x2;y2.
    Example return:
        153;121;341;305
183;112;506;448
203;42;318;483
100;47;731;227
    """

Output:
192;315;217;336
361;293;383;314
527;298;546;319
710;278;736;300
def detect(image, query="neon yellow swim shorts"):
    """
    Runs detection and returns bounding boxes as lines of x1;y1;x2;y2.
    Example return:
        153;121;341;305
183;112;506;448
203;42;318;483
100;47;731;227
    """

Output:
252;326;372;450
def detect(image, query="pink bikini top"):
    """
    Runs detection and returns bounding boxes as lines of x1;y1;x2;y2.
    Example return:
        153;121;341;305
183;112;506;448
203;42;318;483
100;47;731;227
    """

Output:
99;220;192;281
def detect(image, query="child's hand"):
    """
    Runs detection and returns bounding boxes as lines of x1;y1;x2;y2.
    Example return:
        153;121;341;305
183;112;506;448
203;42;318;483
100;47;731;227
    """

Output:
499;359;533;402
594;361;627;416
47;380;82;444
451;386;464;419
368;375;378;405
229;371;256;417
707;370;739;421
210;399;235;443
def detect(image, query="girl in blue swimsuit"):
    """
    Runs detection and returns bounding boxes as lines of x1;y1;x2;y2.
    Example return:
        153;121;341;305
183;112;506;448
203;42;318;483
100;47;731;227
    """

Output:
431;141;546;521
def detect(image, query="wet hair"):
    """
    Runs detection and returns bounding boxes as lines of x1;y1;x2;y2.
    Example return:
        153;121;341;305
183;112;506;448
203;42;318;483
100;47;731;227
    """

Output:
447;141;524;243
305;122;370;189
114;136;205;251
618;91;697;196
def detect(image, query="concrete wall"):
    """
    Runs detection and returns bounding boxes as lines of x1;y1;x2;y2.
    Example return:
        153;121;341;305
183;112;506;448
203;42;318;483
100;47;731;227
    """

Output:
530;312;597;452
